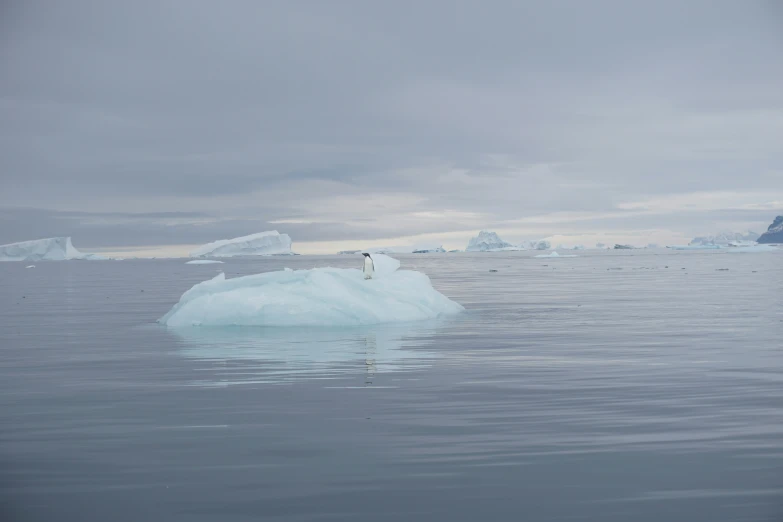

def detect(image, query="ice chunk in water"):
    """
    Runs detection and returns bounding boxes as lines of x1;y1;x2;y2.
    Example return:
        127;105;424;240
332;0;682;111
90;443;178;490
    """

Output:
159;256;463;327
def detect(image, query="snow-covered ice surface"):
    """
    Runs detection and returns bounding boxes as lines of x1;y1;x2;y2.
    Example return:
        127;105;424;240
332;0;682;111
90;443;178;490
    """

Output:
0;237;105;262
190;231;293;257
159;255;462;327
185;260;225;265
726;245;778;253
535;251;578;258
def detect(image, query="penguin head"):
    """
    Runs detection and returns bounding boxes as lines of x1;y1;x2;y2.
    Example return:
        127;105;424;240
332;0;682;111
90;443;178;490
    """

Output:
362;253;371;257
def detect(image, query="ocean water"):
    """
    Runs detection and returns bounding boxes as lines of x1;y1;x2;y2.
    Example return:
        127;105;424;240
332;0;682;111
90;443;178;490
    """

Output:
1;250;781;521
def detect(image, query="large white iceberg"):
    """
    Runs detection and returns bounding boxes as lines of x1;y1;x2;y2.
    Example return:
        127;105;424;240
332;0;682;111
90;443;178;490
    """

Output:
465;231;522;251
191;231;293;258
0;237;105;262
159;254;463;327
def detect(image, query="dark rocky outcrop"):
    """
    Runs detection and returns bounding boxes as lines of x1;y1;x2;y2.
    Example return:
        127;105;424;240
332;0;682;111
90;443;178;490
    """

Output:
757;216;783;244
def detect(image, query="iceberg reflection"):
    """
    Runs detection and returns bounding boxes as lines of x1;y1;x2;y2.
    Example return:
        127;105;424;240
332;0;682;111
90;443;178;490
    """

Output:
167;320;450;386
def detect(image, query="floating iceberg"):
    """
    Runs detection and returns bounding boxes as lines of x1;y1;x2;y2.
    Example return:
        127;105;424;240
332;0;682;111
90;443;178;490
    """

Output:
465;231;523;251
556;244;585;251
191;231;293;258
338;250;360;255
25;265;35;269
186;259;225;265
726;245;779;253
0;237;105;262
535;251;578;258
159;254;463;327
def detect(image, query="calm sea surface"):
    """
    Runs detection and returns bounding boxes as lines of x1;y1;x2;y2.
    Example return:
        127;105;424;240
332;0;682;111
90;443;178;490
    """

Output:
1;250;781;521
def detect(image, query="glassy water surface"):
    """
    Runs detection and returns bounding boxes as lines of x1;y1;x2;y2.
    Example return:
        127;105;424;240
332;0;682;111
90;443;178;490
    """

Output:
1;250;781;521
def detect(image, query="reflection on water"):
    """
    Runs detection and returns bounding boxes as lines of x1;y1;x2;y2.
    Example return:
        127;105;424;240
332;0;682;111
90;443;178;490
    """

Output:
2;251;782;522
167;320;451;386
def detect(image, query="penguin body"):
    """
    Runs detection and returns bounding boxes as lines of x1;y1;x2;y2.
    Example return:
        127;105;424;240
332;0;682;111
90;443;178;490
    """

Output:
362;253;375;280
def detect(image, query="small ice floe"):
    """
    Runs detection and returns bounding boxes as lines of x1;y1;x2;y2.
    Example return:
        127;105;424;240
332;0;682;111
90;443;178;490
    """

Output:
185;260;224;265
535;251;577;258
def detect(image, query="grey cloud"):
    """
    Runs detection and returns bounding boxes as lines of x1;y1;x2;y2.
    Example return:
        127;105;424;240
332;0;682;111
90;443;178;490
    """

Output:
1;0;782;247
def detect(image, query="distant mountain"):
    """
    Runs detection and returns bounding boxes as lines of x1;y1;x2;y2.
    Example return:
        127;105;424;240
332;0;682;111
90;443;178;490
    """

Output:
689;231;759;246
757;216;783;244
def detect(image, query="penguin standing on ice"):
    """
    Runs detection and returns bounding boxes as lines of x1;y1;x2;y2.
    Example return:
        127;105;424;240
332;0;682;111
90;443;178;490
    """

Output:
362;253;375;280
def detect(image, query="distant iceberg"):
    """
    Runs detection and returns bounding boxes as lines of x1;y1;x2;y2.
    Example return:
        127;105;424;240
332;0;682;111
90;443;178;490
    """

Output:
556;244;585;251
159;254;463;327
191;231;293;258
186;259;224;265
466;231;524;251
346;245;444;255
520;240;551;251
412;245;446;253
0;237;105;262
690;231;759;246
535;251;578;258
667;245;722;250
726;244;778;253
364;246;413;254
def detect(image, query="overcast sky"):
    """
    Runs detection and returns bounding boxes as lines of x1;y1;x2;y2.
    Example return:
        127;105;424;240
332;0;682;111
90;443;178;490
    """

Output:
1;0;782;253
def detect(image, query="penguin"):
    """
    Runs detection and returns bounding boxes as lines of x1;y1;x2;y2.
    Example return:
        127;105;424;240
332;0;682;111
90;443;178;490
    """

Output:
362;253;375;280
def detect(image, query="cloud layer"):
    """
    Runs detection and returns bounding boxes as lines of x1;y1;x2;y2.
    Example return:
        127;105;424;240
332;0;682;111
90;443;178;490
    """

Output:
2;1;782;252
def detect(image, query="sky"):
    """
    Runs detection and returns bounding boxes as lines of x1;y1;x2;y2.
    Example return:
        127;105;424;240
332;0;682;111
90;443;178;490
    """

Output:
1;0;782;255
